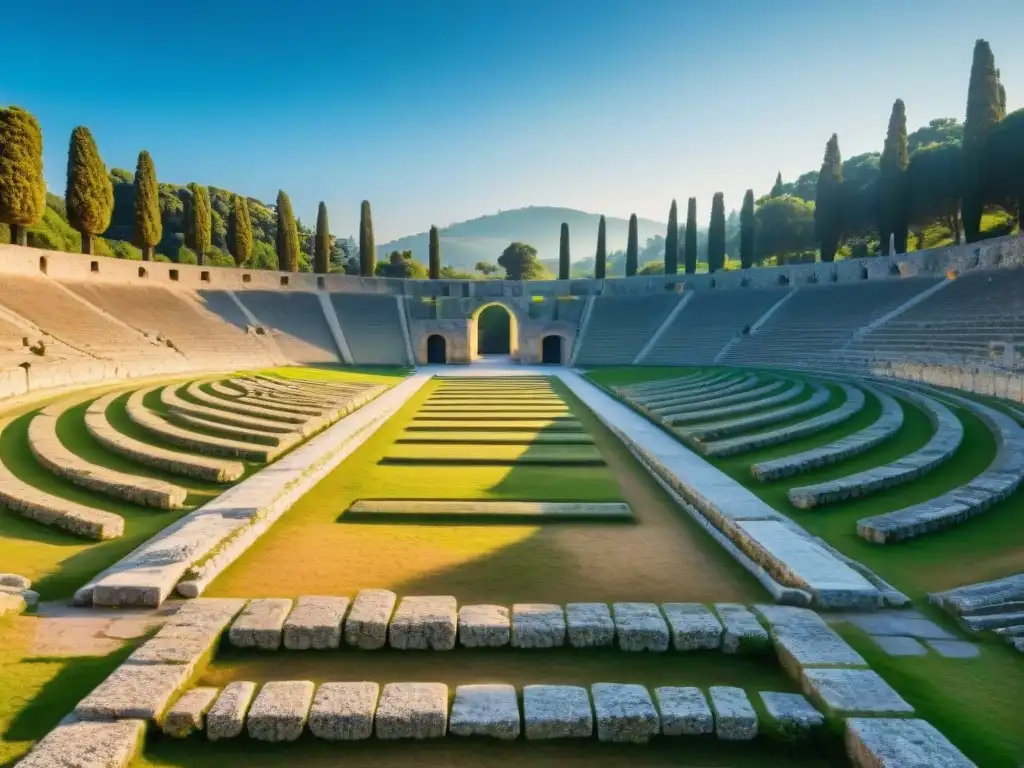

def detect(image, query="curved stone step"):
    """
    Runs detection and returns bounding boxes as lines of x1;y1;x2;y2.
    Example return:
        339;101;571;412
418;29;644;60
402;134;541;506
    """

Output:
680;384;831;442
857;386;1024;543
640;375;765;411
164;407;300;448
752;385;903;481
229;377;340;407
160;385;301;433
182;381;308;424
207;381;245;400
28;399;188;509
126;387;277;462
85;392;244;483
666;381;806;426
699;383;866;458
617;371;716;396
632;374;745;406
789;386;961;509
652;378;786;417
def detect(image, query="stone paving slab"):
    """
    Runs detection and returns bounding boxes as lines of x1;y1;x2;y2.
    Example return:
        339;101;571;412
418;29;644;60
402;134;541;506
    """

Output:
345;589;397;649
283;595;350;650
229;598;291;650
801;668;914;718
612;602;669;651
246;680;315;742
826;611;956;640
512;603;566;648
654;686;712;736
389;595;458;650
565;603;615;647
926;639;979;658
458;604;510;647
75;662;191;722
523;685;593;740
754;605;867;677
308;682;379;740
872;635;928;656
14;718;146;768
207;681;256;740
449;684;520;740
714;603;770;653
758;692;823;742
347;500;632;520
662;603;722;651
709;686;757;741
845;718;978;767
163;687;219;738
375;683;448;740
592;683;659;743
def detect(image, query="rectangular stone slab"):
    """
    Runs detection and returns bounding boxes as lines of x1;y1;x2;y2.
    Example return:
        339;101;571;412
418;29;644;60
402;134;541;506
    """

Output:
566;603;615;648
449;684;520;740
246;680;315;742
662;603;722;651
346;500;632;520
344;589;397;649
714;603;770;653
612;602;669;651
801;668;914;718
15;719;146;768
207;681;256;740
389;595;458;650
458;604;510;647
308;682;380;740
228;598;292;650
75;662;191;722
523;685;593;740
163;687;219;738
375;683;449;739
753;605;867;676
845;717;977;767
284;596;350;650
758;692;823;742
592;683;659;743
709;686;758;741
512;603;566;648
654;686;713;736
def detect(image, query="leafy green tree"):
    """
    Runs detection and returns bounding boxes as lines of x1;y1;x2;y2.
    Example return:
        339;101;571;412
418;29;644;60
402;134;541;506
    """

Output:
739;189;755;268
441;265;475;279
684;198;697;273
707;193;725;272
0;106;45;246
664;199;679;274
498;241;545;280
815;133;844;262
131;150;161;260
963;39;1004;242
595;215;607;278
754;195;816;261
909;118;963;152
908;142;963;242
184;183;211;266
274;190;300;271
558;222;570;279
376;250;428;278
475;260;499;276
227;194;252;266
359;200;375;276
625;214;638;276
770;172;784;198
638;260;663;275
65;126;113;255
879;99;909;253
313;201;331;274
428;225;441;279
982;107;1024;228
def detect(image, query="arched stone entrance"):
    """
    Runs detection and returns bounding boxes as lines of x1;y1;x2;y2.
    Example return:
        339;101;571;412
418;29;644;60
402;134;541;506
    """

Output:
426;334;447;363
470;302;520;360
541;335;563;364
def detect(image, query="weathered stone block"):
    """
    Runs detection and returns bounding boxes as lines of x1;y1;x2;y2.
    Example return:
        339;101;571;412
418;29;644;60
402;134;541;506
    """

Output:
163;687;219;738
709;686;757;741
449;684;520;740
714;603;770;653
754;604;867;676
283;596;350;650
512;603;565;648
344;589;397;650
308;682;379;740
75;662;190;722
207;681;256;741
15;719;146;768
375;683;448;739
592;683;659;743
523;685;592;740
228;598;292;650
458;604;510;647
389;595;458;650
565;603;615;647
654;686;713;736
845;717;977;767
758;692;823;742
801;668;914;718
246;681;315;742
662;603;722;651
612;602;669;651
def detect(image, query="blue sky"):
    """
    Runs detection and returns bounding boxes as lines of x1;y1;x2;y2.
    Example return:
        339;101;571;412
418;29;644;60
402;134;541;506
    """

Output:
3;0;1022;242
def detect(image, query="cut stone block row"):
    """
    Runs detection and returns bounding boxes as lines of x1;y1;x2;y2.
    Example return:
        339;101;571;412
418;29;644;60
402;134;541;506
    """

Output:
161;383;303;433
790;385;961;509
86;391;244;482
752;384;903;481
229;598;293;650
665;380;806;425
29;398;188;509
165;405;299;448
15;719;147;768
617;371;719;397
858;386;1024;543
700;382;866;458
182;381;308;424
636;374;760;411
929;572;1024;649
679;383;830;442
653;378;787;417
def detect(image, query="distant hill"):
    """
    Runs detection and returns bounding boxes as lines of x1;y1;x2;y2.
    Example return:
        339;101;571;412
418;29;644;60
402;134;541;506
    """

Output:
379;206;665;271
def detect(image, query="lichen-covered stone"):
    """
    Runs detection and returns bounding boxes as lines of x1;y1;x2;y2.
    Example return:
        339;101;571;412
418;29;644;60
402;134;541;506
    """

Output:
308;682;379;740
449;684;520;740
458;604;510;647
207;681;256;741
512;603;565;648
758;692;823;742
523;685;592;740
662;603;722;651
654;686;713;736
344;589;397;650
163;687;219;738
375;683;448;739
753;604;867;677
565;603;615;647
709;686;757;741
714;603;770;653
801;668;914;718
246;680;315;742
75;662;190;722
389;595;457;650
845;717;977;767
612;602;669;651
591;683;659;743
15;719;145;768
228;598;292;650
283;596;350;650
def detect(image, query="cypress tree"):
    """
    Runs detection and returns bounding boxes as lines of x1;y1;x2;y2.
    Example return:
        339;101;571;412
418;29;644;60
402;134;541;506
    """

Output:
664;199;679;274
770;172;784;198
625;214;639;277
131;150;161;261
684;197;697;274
558;222;570;280
595;215;607;279
184;183;211;266
708;192;725;272
275;190;300;272
359;200;375;277
739;189;755;269
814;133;844;262
0;106;46;246
314;201;331;274
879;99;909;253
65;126;113;255
227;195;252;267
963;40;1003;242
428;225;441;279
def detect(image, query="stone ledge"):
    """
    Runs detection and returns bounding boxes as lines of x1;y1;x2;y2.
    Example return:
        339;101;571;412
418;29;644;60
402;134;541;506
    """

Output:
845;718;977;768
14;718;146;768
680;383;830;442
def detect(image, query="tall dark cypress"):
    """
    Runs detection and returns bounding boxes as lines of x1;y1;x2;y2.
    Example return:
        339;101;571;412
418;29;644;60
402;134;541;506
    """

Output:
314;201;331;274
879;99;909;253
625;214;638;277
184;183;212;265
963;40;1003;242
708;193;725;272
684;197;697;274
227;195;252;267
131;150;161;261
594;215;607;279
275;190;300;272
664;200;679;274
770;172;784;198
359;200;375;277
0;106;45;246
815;133;844;262
558;223;570;280
739;189;755;269
66;126;113;255
428;225;441;279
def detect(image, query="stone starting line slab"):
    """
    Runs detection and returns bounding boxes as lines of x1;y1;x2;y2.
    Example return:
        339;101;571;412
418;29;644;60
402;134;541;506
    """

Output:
345;500;634;522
